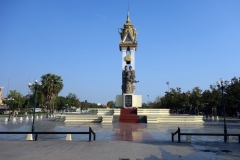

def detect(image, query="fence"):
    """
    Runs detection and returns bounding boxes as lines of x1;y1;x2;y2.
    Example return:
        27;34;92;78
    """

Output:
0;126;96;141
172;127;240;143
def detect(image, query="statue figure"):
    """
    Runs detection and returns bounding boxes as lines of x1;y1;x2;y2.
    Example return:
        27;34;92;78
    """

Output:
121;66;128;94
122;66;139;94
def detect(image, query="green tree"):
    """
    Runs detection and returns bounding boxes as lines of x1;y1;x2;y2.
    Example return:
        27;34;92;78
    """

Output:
163;88;185;111
65;93;81;108
202;85;221;115
107;101;115;108
80;101;90;109
225;77;240;110
41;73;63;115
3;90;26;112
142;103;148;108
55;96;67;110
28;84;46;108
189;87;203;109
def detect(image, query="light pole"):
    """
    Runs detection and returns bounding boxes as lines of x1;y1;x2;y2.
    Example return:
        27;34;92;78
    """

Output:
28;79;42;133
204;103;209;118
147;95;149;106
216;78;231;143
7;97;14;121
166;82;169;92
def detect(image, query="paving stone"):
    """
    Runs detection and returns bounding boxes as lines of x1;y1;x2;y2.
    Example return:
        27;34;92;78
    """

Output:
0;118;240;159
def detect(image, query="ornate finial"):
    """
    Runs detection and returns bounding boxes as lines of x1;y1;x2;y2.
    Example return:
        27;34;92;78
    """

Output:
126;3;130;23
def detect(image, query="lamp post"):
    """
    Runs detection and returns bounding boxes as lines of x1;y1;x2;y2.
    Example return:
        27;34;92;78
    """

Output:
166;82;169;92
7;97;14;121
28;79;42;133
204;103;209;118
147;95;149;106
216;78;231;143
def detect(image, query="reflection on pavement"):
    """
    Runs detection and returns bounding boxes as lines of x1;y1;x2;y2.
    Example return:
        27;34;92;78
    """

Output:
112;123;154;141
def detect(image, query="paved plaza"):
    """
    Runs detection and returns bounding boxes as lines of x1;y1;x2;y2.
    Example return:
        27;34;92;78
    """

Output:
0;117;240;160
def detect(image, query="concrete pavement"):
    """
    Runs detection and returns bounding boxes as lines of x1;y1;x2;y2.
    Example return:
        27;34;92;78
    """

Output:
0;140;240;160
0;118;240;160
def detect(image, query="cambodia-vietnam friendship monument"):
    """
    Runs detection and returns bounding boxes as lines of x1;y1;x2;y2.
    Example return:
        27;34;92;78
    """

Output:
115;12;142;108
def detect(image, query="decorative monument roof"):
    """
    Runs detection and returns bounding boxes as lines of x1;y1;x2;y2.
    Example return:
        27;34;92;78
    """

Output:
119;11;138;51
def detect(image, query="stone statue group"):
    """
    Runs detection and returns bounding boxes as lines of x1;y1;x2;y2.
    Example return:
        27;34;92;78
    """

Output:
122;66;139;94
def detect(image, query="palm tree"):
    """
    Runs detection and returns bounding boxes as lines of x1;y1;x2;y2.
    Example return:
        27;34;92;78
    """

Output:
41;73;63;115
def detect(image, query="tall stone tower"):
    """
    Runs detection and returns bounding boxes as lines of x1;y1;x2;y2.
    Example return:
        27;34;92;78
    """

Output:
119;12;138;71
115;12;142;108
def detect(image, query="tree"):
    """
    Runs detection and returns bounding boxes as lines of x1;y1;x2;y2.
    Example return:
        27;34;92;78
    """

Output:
142;103;148;108
3;90;26;112
66;93;81;108
189;87;203;109
225;77;240;110
28;84;45;108
41;73;63;115
202;85;221;115
163;88;185;111
55;96;67;110
107;101;115;108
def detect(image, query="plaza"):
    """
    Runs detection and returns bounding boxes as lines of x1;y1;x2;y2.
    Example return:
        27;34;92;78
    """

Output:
0;117;240;160
1;1;240;160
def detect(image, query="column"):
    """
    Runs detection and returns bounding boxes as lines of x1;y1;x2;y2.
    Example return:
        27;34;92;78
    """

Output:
121;47;127;70
130;47;136;70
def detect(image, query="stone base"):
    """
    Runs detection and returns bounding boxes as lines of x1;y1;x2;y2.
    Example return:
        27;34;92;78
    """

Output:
102;116;113;123
60;115;102;123
149;115;204;123
55;109;203;123
115;94;142;108
137;109;170;115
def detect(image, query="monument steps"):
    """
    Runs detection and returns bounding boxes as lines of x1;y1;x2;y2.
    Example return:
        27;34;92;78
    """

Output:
113;116;120;123
119;115;140;123
119;108;146;123
120;108;137;115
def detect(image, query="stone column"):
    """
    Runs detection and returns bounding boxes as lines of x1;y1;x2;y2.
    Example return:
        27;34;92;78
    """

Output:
121;47;127;70
130;47;136;70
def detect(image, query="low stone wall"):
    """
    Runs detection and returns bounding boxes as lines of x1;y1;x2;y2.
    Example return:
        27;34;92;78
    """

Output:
61;115;102;123
158;115;203;123
146;115;203;123
56;109;203;123
137;109;170;116
97;109;114;115
102;116;113;123
113;109;120;115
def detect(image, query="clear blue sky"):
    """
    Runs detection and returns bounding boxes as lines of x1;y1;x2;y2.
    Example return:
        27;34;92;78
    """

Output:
1;0;240;104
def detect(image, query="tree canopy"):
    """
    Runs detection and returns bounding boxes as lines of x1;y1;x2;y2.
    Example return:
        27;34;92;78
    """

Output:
3;90;25;111
147;77;240;115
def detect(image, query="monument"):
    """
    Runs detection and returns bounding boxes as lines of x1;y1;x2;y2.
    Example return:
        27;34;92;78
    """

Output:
55;10;203;123
115;12;142;108
0;86;4;107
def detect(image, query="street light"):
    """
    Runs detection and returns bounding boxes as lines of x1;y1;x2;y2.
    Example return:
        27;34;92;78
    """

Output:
28;79;42;133
204;103;209;118
147;95;149;106
216;78;231;143
7;97;14;121
166;82;169;92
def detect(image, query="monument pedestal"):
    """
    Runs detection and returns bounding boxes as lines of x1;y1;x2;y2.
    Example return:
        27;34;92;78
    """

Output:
115;94;142;108
119;108;139;123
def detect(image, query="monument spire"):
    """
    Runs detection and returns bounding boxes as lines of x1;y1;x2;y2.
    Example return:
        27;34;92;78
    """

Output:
126;4;130;23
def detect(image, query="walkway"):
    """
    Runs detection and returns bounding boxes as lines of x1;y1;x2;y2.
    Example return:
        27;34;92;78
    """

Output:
0;118;240;160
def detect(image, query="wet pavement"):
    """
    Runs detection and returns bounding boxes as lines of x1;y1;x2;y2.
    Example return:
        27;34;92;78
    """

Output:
0;117;239;160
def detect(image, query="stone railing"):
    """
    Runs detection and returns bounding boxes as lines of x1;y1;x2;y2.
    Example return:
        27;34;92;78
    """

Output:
137;109;170;116
97;109;114;115
61;115;102;123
